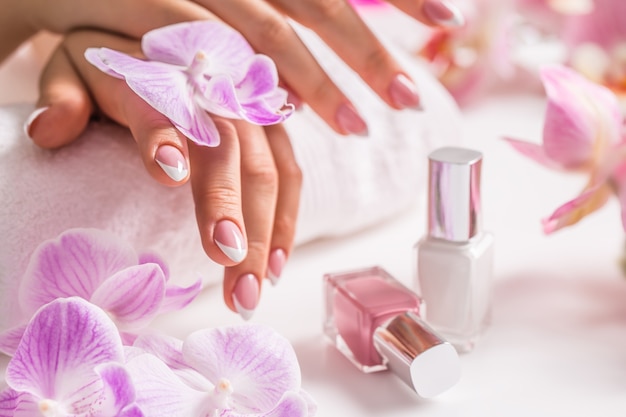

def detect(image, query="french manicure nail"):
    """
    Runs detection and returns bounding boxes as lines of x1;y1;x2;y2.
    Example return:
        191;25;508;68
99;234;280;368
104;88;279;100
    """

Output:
233;273;260;320
423;0;465;28
23;107;49;139
155;145;188;182
214;220;247;263
336;103;369;137
268;248;287;286
389;74;423;110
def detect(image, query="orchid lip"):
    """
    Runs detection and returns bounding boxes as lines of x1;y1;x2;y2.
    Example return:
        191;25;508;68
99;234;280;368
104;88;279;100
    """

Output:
39;399;67;417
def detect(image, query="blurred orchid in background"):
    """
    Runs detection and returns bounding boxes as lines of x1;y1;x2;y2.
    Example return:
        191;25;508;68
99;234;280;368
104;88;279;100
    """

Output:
0;228;202;355
85;21;293;147
504;65;626;233
0;298;143;417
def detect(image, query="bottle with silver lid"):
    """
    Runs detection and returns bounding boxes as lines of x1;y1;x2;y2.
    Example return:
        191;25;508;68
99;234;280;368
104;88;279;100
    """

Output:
414;146;494;353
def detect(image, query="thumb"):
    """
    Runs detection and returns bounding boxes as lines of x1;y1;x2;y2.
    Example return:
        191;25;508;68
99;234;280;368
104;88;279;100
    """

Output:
25;45;93;149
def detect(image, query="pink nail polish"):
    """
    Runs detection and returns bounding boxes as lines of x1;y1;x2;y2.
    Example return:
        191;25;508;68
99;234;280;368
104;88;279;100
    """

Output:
423;0;465;28
233;273;260;320
268;248;287;286
323;266;460;398
214;220;247;263
336;103;369;137
155;145;188;182
389;74;423;110
23;107;49;140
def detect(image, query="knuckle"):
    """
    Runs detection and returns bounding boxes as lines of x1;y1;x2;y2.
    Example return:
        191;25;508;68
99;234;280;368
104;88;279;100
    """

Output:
272;214;297;240
254;17;293;53
242;161;279;193
307;0;348;23
360;47;390;80
281;160;303;187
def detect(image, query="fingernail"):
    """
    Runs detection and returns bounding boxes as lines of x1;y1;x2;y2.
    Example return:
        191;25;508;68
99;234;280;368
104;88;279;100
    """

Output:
23;107;49;139
267;248;287;286
336;103;369;137
155;145;188;182
233;273;260;320
214;220;247;263
423;0;465;28
389;74;423;110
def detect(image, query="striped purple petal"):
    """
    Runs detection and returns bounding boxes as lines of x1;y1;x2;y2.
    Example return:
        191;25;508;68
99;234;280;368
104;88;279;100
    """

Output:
6;298;124;408
183;325;301;413
90;263;166;331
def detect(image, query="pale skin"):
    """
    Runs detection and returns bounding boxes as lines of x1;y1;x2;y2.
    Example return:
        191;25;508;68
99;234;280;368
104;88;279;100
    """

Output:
0;0;462;317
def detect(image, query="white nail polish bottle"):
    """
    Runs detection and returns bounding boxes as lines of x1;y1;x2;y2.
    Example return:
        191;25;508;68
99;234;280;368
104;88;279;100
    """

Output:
415;147;494;353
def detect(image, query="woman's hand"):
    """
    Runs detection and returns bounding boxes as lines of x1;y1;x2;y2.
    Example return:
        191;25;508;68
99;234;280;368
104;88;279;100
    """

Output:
7;0;463;135
28;30;302;319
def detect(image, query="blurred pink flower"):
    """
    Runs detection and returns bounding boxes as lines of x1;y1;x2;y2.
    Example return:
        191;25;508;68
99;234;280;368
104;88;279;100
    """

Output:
561;0;626;100
504;65;626;233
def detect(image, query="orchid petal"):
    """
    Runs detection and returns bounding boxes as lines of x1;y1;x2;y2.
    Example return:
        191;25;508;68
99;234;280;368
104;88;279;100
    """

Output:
6;298;124;406
502;137;564;169
237;55;280;100
89;48;221;146
0;325;26;356
18;228;137;318
221;391;309;417
159;279;203;314
133;334;209;391
126;353;205;417
0;389;18;417
183;325;301;413
90;263;166;330
85;48;125;79
541;65;622;167
12;394;38;417
96;363;142;416
542;182;613;233
138;252;170;281
142;21;255;82
200;75;288;125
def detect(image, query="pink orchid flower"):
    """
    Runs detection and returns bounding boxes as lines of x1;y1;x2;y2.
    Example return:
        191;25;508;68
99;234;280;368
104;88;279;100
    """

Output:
0;228;202;355
0;298;143;417
85;21;293;147
504;64;626;233
125;325;317;417
561;0;626;100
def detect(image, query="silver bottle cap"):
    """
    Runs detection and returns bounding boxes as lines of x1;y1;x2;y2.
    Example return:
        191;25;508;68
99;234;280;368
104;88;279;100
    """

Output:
427;147;483;242
373;312;461;398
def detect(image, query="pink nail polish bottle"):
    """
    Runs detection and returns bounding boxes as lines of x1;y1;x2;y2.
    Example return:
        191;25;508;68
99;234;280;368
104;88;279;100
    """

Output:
323;266;461;398
415;147;495;353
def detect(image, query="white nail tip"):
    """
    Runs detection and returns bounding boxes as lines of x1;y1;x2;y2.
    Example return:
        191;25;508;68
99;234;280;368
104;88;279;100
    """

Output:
233;295;255;321
268;273;280;287
216;241;247;263
156;159;188;182
23;107;49;138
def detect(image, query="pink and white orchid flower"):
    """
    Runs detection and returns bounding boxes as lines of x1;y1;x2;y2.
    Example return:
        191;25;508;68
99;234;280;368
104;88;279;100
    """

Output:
0;298;143;417
504;64;626;233
0;228;202;356
125;325;317;417
85;20;293;147
561;0;626;101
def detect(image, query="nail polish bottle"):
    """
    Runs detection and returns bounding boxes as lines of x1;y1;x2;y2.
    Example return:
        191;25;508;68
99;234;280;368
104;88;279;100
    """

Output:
415;147;494;353
323;266;461;398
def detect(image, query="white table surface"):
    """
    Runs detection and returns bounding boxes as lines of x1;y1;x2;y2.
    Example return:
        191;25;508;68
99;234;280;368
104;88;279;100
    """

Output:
2;35;626;417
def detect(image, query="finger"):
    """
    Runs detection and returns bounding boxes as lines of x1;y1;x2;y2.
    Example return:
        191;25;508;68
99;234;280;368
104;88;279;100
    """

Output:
25;44;93;149
24;0;215;38
188;120;248;269
222;122;280;319
263;124;302;286
199;0;369;136
62;31;191;185
384;0;465;28
269;0;426;110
